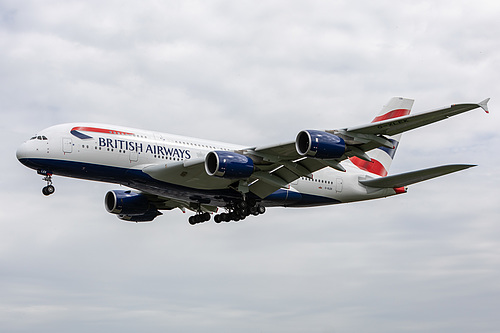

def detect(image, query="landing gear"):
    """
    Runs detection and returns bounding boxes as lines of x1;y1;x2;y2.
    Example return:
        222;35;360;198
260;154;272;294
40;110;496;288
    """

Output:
213;201;266;224
42;184;55;196
41;173;55;196
188;212;211;225
187;200;266;225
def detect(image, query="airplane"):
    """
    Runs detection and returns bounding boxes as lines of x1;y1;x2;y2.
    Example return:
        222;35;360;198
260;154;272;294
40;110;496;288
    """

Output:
16;97;489;225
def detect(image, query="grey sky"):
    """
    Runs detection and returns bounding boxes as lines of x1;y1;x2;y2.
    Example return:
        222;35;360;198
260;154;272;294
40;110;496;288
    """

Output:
1;1;499;332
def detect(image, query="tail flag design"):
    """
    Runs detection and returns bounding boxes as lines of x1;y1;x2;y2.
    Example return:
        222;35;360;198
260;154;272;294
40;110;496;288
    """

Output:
350;97;414;177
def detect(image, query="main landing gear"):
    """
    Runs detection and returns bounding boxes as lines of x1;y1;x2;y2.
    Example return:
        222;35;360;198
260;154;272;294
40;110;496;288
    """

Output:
41;173;55;196
188;212;211;225
188;201;267;225
213;201;266;224
214;205;266;223
214;201;266;223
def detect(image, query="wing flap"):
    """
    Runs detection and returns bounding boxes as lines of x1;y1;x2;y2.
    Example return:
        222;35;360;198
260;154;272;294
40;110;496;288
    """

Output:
249;179;281;198
359;164;476;188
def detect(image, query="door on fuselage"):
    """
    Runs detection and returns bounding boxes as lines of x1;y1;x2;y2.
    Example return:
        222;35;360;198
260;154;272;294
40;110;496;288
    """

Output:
336;178;343;193
129;151;138;162
62;138;73;153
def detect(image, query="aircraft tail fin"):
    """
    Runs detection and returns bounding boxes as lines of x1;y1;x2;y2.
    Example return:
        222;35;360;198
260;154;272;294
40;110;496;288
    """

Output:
350;97;414;177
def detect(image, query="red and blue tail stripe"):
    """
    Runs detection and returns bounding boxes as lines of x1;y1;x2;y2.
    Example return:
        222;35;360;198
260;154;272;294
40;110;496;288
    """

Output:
350;98;413;177
371;109;410;123
350;139;400;177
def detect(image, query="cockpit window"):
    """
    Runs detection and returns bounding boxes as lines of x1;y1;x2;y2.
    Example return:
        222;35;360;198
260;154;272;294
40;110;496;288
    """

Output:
30;135;48;140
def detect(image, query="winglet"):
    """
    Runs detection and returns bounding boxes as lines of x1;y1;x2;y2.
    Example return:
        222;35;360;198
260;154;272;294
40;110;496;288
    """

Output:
478;98;490;113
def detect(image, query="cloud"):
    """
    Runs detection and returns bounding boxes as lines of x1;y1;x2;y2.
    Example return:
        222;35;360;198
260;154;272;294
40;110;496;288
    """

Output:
2;0;500;332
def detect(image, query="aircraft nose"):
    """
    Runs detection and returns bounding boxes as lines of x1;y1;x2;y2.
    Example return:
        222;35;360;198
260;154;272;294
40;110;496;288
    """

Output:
16;142;29;161
16;141;36;165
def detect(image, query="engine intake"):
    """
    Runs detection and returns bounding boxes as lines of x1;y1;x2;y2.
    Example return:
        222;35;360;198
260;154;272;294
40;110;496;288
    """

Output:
296;130;346;159
105;190;161;222
205;151;254;179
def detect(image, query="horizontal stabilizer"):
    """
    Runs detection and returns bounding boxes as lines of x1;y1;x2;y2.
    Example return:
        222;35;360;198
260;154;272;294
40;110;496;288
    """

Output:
359;164;476;188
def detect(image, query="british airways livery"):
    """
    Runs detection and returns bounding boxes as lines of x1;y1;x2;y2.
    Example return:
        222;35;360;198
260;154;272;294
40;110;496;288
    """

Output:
16;97;489;225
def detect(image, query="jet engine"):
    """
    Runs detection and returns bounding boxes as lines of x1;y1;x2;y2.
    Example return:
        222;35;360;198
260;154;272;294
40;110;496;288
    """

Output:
295;130;346;159
105;190;161;222
205;151;254;179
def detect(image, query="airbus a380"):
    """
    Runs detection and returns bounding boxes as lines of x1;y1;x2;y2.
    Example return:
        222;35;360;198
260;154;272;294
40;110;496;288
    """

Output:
17;97;489;225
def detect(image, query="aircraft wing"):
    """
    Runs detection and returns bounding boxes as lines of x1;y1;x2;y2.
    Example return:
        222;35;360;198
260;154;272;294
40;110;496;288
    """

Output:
244;99;488;198
344;98;489;136
143;99;488;200
143;158;236;190
142;192;216;212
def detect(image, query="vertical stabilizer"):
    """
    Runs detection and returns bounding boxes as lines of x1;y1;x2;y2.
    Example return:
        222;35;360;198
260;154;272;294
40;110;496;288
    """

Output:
350;97;414;177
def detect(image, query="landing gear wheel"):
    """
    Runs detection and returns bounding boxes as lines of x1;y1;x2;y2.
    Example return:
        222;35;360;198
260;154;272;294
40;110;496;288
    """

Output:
189;212;211;225
42;185;55;196
237;201;248;209
41;173;55;196
46;184;55;194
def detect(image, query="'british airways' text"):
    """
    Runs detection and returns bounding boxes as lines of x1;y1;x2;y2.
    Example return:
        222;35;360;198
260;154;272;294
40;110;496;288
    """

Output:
98;137;191;159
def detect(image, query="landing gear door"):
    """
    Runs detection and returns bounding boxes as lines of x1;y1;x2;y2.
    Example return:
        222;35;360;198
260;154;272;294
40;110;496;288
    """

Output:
62;138;73;153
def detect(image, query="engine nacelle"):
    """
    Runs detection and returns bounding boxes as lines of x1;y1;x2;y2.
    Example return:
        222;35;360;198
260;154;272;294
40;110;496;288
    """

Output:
295;130;346;159
116;211;162;222
105;190;161;222
205;151;254;179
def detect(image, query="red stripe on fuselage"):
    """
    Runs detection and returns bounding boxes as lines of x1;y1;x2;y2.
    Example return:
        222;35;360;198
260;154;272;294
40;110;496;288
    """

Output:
71;126;134;136
372;109;411;123
349;157;388;177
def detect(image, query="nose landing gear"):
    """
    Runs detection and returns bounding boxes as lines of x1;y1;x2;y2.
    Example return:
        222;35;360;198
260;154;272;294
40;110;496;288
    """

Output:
41;173;55;196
